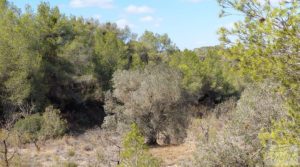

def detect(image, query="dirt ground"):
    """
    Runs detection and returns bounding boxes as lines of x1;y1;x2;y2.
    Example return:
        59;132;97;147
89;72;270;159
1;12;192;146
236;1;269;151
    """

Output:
10;128;196;167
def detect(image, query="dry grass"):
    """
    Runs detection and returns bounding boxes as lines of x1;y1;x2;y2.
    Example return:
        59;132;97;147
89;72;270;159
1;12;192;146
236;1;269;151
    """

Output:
148;117;201;167
8;117;201;167
12;128;121;167
149;142;195;167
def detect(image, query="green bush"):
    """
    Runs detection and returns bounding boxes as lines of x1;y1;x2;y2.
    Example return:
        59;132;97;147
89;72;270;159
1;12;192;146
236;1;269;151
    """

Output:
13;106;67;145
119;123;161;167
13;113;43;144
40;106;67;140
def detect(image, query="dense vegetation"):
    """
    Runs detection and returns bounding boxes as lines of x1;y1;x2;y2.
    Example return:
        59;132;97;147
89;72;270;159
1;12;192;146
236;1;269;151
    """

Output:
0;0;299;166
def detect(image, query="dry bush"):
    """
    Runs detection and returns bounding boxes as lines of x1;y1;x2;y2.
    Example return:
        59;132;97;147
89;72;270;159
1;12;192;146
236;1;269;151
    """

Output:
213;97;236;118
185;98;236;143
0;108;26;167
0;129;20;167
191;83;287;167
228;84;286;137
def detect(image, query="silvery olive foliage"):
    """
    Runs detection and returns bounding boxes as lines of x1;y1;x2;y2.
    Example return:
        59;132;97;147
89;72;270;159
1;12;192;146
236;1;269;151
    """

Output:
104;64;188;144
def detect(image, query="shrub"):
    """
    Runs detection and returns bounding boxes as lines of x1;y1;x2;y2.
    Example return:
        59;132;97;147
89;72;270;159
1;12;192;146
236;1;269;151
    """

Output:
13;114;43;146
192;83;287;166
119;123;161;167
13;106;67;149
194;133;251;167
0;128;23;167
40;106;67;140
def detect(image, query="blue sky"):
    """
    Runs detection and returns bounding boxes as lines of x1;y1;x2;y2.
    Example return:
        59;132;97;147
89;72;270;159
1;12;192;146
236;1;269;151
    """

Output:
9;0;241;50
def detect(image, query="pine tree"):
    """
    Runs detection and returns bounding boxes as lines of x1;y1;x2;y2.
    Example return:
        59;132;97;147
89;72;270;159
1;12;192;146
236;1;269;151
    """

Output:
218;0;300;164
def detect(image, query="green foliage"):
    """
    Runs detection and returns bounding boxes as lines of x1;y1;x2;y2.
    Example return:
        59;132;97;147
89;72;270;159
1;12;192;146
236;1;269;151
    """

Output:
0;1;38;105
40;106;67;140
218;0;300;164
139;31;176;53
0;1;183;130
93;25;129;90
67;149;75;157
218;0;300;92
119;123;160;167
13;114;43;144
0;128;23;166
138;31;178;65
112;64;182;114
13;106;67;144
169;50;203;92
1;0;298;165
126;41;148;69
169;47;241;102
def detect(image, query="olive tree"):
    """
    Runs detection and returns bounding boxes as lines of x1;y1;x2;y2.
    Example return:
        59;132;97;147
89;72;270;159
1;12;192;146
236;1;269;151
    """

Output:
104;64;188;145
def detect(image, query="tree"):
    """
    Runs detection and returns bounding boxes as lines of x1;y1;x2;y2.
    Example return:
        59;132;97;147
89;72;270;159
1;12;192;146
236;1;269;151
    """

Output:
105;64;188;144
218;0;300;164
0;1;75;111
169;47;240;104
138;31;178;64
0;1;135;124
93;27;129;90
126;40;149;69
118;123;160;167
0;0;38;106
